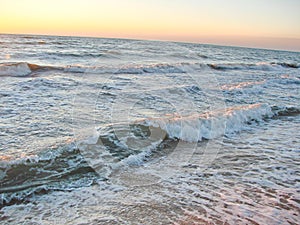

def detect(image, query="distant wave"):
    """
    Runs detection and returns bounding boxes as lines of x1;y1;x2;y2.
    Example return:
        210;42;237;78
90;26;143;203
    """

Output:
208;62;299;71
0;62;189;76
115;63;186;74
64;62;300;74
46;52;109;58
1;61;299;77
65;63;299;74
19;41;47;45
1;41;65;45
21;36;37;39
65;63;187;74
167;52;209;59
0;62;63;77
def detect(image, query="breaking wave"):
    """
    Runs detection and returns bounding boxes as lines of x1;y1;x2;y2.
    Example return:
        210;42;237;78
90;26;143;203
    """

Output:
0;103;298;207
135;103;273;142
0;62;63;77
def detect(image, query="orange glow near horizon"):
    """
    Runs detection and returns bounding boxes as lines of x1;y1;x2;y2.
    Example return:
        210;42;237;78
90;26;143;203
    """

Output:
1;0;300;51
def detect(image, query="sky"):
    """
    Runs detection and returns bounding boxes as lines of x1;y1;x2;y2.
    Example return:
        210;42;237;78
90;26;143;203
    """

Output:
1;0;300;51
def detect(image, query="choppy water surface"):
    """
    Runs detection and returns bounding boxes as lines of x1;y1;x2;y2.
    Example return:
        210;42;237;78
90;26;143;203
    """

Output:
0;34;299;224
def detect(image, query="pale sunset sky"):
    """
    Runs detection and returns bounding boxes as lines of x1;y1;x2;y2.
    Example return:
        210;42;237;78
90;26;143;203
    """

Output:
1;0;299;51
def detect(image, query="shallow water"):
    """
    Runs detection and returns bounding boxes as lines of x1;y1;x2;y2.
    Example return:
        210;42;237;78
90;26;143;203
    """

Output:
0;34;299;224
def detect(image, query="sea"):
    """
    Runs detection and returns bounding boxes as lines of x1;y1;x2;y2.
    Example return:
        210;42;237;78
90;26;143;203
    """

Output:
0;34;299;224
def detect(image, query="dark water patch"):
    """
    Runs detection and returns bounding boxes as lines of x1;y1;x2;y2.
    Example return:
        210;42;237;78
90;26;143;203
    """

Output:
272;106;300;117
0;146;98;208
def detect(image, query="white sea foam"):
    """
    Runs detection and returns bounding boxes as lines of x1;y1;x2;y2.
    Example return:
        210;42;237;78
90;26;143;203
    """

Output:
0;62;32;77
139;103;273;142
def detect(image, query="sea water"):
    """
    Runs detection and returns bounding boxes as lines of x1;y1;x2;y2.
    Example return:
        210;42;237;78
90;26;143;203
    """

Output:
0;34;299;224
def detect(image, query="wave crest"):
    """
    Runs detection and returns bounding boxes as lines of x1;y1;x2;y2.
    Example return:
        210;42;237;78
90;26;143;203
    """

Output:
208;62;299;71
1;61;298;77
0;62;32;77
0;62;63;77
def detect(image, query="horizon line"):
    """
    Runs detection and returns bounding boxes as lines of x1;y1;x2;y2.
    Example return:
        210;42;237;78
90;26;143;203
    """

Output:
1;32;300;53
